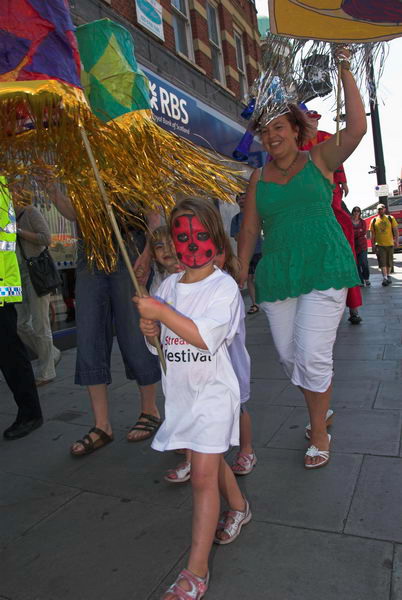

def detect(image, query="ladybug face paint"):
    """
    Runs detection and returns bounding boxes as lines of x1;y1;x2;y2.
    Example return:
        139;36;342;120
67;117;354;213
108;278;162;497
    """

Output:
172;214;217;269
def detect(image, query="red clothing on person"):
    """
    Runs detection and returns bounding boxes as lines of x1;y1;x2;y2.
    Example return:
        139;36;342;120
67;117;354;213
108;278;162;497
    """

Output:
352;218;368;254
301;129;362;309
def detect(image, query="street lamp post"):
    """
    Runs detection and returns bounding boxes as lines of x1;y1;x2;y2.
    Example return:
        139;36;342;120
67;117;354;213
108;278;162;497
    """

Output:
368;61;388;211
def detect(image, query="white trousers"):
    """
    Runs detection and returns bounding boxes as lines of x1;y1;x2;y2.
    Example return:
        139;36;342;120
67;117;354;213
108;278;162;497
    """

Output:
16;272;60;381
260;288;347;393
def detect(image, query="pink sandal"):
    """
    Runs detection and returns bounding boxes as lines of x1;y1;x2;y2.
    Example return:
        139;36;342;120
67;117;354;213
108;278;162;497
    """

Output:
164;461;191;483
161;568;209;599
214;498;252;545
231;451;257;475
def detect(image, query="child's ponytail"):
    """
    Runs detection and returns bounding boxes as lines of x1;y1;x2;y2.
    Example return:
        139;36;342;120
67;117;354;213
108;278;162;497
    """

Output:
221;234;240;280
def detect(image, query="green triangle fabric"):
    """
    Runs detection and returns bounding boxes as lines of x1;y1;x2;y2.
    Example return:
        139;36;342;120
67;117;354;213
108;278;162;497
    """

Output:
76;18;151;121
75;21;111;73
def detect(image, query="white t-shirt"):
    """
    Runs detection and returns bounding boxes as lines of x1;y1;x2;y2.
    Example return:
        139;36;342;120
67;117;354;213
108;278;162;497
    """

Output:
149;268;242;453
228;300;250;404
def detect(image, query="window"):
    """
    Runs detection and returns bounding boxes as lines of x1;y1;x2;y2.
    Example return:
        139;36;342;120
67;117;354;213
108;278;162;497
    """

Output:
234;30;247;100
207;3;225;84
171;0;193;60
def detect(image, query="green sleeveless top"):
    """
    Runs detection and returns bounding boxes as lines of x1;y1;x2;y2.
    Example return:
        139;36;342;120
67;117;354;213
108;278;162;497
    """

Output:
255;156;360;303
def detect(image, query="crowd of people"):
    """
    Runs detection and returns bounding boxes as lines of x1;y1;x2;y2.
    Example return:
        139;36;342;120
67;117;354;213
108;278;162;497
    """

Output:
1;48;398;600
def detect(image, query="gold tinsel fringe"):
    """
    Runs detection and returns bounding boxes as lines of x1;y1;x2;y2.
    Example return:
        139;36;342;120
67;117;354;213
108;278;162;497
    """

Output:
0;80;244;271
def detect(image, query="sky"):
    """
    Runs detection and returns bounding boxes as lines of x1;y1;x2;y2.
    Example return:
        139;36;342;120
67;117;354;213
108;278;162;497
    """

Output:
255;1;402;211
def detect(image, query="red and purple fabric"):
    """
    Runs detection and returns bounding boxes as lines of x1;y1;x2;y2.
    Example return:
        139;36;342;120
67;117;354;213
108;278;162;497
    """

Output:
0;0;80;87
342;0;402;24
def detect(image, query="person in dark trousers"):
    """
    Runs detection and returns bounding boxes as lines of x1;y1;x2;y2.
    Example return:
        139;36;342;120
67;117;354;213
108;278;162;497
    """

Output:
351;206;370;287
0;177;43;440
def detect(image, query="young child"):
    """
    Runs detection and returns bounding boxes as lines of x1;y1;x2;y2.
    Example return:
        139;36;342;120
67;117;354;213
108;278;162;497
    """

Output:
164;234;256;484
219;235;256;476
149;225;181;295
134;199;251;600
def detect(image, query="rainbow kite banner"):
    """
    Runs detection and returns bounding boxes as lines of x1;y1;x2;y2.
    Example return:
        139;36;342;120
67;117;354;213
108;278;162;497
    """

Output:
0;0;81;85
76;19;151;122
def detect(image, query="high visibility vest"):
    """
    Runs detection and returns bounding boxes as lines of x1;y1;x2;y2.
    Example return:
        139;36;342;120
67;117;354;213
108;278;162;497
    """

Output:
0;176;22;306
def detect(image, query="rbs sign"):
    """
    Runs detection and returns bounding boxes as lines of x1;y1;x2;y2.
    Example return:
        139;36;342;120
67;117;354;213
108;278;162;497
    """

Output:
142;68;196;137
140;65;263;160
150;82;189;125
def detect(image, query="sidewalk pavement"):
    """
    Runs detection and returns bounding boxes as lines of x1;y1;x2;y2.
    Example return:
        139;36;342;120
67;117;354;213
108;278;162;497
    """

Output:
1;255;402;600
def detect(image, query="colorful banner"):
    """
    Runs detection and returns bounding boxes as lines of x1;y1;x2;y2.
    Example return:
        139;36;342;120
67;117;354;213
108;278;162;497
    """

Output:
268;0;402;42
0;0;81;86
76;19;151;122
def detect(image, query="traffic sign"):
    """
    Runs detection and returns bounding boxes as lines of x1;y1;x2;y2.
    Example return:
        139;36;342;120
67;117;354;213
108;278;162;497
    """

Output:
374;184;389;197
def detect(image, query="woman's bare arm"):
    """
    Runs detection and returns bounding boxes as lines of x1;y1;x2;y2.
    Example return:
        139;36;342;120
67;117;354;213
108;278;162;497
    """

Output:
312;58;367;176
51;187;77;221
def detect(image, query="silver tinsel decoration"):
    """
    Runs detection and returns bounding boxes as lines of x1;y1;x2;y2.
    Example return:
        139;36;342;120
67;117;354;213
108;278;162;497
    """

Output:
250;33;388;132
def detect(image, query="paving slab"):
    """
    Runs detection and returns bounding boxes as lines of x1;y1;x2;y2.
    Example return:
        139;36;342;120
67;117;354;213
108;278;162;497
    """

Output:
276;380;379;409
150;523;393;600
0;491;191;600
57;439;193;509
384;344;402;360
392;545;402;600
245;330;275;346
251;357;289;380
333;343;385;360
374;381;402;410
336;328;402;344
247;343;280;361
245;404;293;448
0;471;79;551
345;456;402;543
243;447;362;533
248;379;289;406
0;420;125;480
50;381;165;430
267;407;402;456
332;359;401;381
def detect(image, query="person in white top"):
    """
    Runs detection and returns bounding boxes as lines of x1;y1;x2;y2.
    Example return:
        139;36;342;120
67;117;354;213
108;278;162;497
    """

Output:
163;233;256;484
134;199;252;600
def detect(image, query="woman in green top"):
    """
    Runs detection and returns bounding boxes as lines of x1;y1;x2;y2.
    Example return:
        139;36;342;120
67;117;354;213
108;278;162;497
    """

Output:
238;48;366;470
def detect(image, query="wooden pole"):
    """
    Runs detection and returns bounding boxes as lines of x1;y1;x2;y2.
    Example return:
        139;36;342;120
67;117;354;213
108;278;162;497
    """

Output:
335;63;342;146
80;126;166;374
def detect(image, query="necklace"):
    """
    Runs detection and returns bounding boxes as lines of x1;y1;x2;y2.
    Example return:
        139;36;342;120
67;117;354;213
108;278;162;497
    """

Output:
272;152;299;177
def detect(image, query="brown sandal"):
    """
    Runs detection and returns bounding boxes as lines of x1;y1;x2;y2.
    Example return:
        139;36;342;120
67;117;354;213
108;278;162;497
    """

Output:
126;412;162;442
70;427;113;457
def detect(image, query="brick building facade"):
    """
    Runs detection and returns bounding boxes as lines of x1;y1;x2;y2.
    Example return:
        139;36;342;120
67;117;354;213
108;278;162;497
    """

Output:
69;0;261;154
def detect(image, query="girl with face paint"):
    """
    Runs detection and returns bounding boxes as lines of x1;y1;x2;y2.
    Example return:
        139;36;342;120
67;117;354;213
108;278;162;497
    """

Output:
134;199;251;600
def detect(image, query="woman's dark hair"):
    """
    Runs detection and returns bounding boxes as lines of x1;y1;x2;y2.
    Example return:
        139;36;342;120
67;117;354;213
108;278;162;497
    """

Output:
255;104;315;147
284;104;316;147
352;206;361;214
169;197;226;254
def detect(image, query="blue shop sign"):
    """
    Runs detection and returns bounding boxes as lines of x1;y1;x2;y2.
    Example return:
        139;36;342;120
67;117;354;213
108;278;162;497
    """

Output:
139;65;264;166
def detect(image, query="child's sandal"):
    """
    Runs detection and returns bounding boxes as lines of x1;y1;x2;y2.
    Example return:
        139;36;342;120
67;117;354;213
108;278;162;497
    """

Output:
161;568;209;599
214;498;252;545
231;451;257;475
164;461;191;483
